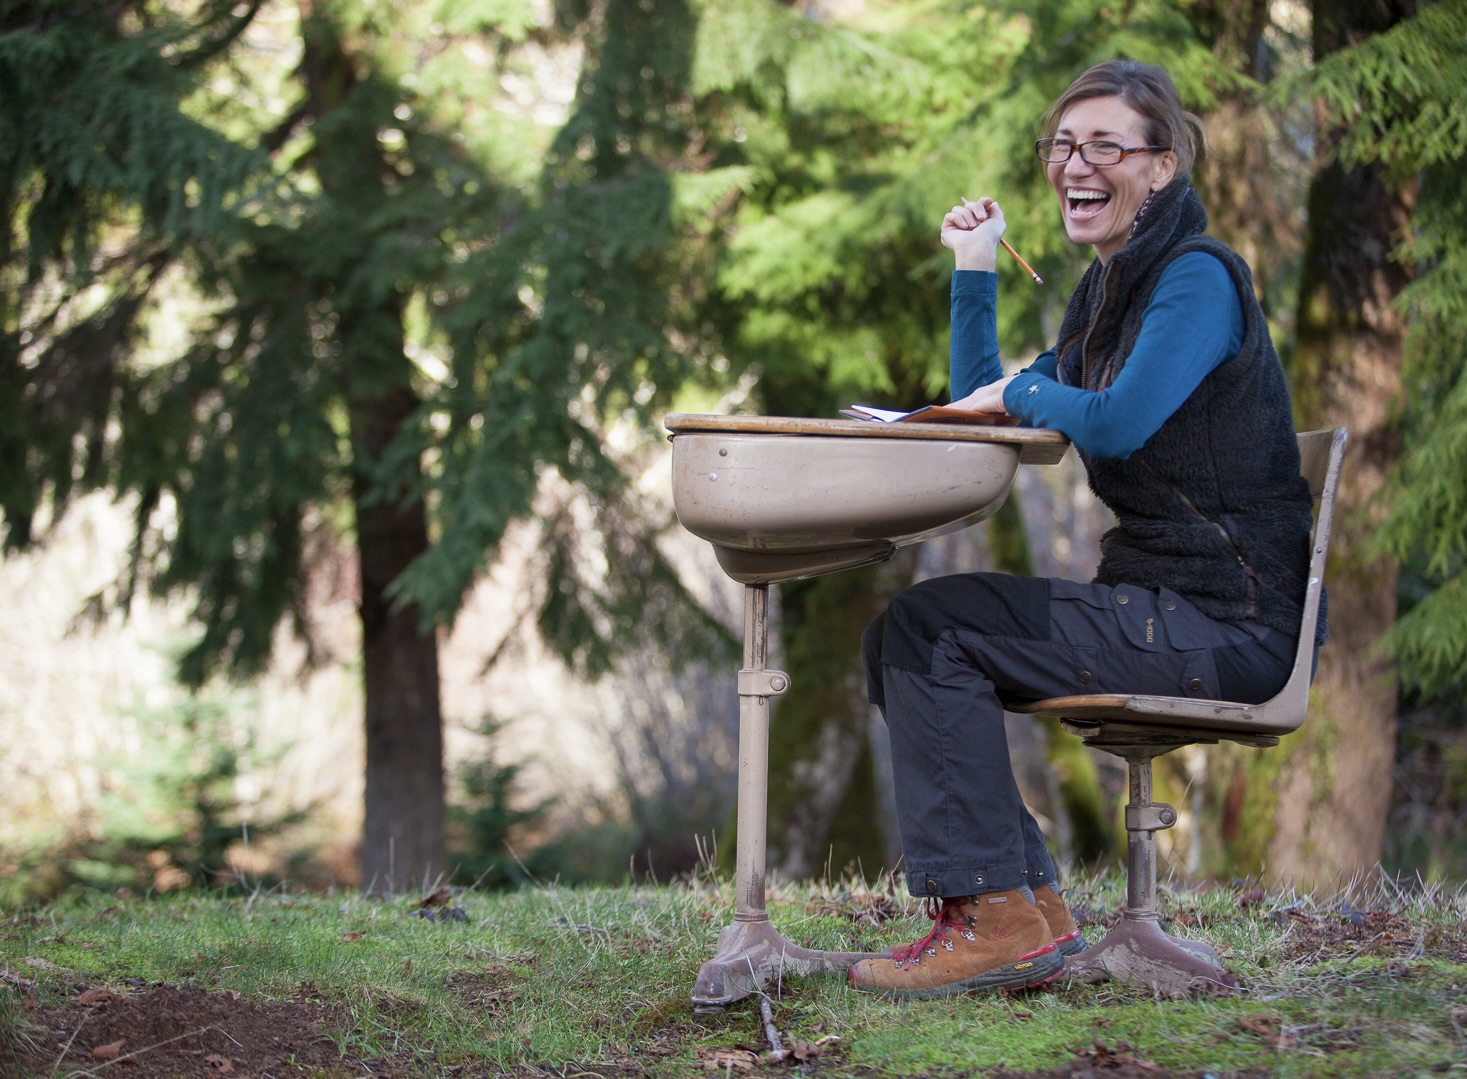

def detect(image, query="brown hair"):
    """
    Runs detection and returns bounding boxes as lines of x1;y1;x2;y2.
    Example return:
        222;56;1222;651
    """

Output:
1039;60;1206;175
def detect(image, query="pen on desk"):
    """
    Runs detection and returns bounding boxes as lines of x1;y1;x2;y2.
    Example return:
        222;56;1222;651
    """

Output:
960;197;1044;285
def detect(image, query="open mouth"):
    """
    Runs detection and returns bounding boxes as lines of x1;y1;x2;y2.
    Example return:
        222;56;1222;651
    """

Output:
1067;188;1110;218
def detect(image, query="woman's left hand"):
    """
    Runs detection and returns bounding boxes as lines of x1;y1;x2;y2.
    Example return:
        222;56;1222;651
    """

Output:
950;375;1015;415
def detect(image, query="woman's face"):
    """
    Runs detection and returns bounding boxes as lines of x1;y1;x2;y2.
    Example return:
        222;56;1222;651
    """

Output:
1046;96;1177;263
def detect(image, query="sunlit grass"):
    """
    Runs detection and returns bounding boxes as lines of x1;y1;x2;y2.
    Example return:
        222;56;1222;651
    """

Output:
2;869;1465;1077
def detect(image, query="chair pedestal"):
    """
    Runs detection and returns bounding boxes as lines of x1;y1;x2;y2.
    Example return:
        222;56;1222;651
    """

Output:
1066;912;1233;993
1065;748;1235;996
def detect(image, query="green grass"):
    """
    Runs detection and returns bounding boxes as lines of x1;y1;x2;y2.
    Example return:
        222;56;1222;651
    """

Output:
2;871;1465;1077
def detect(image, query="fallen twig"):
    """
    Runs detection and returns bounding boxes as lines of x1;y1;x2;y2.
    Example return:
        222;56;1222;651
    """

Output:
759;996;787;1062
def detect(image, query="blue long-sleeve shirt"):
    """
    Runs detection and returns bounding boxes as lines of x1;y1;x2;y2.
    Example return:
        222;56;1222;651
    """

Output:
949;253;1244;459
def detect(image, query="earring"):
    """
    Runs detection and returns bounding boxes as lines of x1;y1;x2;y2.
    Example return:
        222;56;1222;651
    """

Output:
1128;192;1156;239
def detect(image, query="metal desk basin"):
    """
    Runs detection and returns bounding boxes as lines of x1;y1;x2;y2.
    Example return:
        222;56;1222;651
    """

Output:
666;414;1069;583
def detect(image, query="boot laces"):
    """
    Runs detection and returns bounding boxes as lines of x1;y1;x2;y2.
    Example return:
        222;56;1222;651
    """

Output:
892;897;977;968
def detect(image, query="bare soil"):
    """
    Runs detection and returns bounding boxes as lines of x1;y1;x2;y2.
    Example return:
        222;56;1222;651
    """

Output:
4;983;379;1078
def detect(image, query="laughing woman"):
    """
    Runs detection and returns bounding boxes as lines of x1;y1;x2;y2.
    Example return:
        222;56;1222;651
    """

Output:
849;59;1322;998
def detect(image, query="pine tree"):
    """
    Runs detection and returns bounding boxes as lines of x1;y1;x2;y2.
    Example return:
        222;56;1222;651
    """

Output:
2;0;733;890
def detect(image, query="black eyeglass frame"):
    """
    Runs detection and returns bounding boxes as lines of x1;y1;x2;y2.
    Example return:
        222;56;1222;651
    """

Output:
1034;138;1171;166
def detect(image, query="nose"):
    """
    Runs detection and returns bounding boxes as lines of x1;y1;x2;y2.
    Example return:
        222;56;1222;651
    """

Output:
1063;151;1095;179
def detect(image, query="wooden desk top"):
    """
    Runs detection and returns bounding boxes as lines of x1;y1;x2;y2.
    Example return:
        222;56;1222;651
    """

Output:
664;413;1071;466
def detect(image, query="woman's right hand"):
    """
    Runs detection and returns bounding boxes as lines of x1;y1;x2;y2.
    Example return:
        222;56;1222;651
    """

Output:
941;196;1005;271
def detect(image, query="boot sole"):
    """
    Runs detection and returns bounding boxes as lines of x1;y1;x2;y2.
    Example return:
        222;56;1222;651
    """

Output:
849;944;1064;1000
1055;930;1087;956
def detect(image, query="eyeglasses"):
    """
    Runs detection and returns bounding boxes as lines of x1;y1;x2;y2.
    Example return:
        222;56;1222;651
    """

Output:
1035;139;1170;166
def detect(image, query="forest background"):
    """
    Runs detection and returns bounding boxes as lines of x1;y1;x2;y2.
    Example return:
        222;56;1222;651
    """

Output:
2;0;1465;905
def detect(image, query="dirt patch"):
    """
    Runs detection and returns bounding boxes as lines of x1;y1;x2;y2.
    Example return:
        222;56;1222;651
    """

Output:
1272;903;1467;964
4;983;370;1078
984;1045;1269;1079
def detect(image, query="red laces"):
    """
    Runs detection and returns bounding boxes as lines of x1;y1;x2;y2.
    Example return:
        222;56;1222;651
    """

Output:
892;898;974;967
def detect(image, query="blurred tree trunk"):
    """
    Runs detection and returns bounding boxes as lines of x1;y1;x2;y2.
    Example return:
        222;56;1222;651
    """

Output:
351;366;446;893
300;5;446;890
1262;0;1416;889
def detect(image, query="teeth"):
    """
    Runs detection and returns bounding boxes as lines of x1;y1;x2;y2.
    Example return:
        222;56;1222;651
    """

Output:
1067;189;1108;201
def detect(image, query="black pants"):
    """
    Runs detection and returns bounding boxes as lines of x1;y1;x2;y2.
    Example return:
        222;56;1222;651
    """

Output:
862;572;1294;900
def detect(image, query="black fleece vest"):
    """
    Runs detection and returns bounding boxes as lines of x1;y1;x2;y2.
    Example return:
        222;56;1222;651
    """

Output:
1056;178;1325;643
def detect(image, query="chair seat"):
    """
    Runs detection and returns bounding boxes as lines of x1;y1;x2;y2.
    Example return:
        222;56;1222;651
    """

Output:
1005;693;1283;747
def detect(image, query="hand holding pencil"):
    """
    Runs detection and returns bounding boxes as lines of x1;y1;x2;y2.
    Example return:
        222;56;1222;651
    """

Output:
941;196;1043;285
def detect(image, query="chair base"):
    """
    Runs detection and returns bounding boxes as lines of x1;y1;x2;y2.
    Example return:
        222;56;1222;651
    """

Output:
1064;911;1236;996
691;916;885;1008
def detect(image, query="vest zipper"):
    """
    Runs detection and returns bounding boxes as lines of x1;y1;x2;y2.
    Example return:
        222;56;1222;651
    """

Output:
1141;462;1261;617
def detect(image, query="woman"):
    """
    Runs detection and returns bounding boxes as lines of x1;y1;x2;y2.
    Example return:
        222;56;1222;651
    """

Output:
849;59;1322;999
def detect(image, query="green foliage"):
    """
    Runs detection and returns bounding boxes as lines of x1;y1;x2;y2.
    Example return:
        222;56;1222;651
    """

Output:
1296;1;1467;696
1386;704;1467;880
701;0;1031;415
534;490;737;679
81;688;297;891
384;0;738;651
448;719;550;889
0;1;268;550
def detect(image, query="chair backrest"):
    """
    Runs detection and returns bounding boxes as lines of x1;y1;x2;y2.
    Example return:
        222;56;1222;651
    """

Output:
1249;427;1348;734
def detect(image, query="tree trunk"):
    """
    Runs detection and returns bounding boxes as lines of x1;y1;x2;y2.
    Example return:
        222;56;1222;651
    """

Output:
299;2;447;892
1259;0;1415;889
1191;0;1303;305
353;373;446;893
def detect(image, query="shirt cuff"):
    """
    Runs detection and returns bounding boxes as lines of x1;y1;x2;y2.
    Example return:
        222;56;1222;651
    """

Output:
1002;369;1050;419
950;269;997;300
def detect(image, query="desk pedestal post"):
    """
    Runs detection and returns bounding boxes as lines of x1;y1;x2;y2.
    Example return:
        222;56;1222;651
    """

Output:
691;583;882;1008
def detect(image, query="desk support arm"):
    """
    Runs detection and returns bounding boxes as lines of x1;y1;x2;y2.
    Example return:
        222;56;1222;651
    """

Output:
692;582;882;1008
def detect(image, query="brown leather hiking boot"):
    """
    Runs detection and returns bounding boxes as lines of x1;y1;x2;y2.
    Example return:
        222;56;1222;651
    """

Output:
848;889;1062;999
1033;884;1087;956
